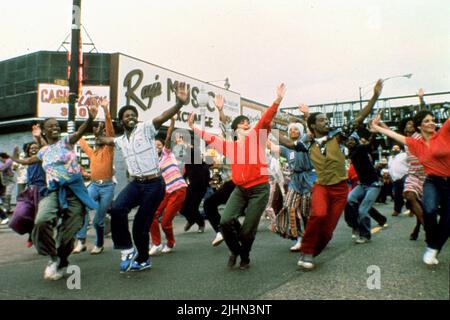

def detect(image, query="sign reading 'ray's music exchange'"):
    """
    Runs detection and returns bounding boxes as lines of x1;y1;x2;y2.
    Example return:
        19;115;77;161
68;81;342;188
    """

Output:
110;53;241;134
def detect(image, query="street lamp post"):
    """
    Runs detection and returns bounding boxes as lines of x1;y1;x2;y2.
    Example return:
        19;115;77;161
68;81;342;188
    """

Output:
68;0;82;134
206;78;230;90
358;73;413;110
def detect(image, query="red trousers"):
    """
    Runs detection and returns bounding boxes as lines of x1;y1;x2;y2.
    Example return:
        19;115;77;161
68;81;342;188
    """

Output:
150;187;187;248
300;181;349;256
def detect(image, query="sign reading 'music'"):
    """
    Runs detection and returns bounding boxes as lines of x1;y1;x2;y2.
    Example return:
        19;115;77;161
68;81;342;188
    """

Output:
37;84;110;120
112;53;241;134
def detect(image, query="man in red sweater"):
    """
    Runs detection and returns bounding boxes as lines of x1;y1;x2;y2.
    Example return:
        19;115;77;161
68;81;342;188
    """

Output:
188;83;286;270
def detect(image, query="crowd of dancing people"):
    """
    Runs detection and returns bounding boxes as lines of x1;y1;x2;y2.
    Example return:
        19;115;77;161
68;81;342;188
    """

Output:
0;80;448;280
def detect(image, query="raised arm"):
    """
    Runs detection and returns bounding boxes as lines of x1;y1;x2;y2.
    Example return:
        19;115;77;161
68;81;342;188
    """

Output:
417;88;429;112
271;129;309;152
11;146;40;165
153;82;188;130
254;83;286;131
188;113;227;155
354;79;383;127
299;104;310;121
267;139;280;154
369;113;406;145
69;98;99;145
79;138;94;158
31;124;47;147
100;98;115;137
165;117;176;150
214;95;229;125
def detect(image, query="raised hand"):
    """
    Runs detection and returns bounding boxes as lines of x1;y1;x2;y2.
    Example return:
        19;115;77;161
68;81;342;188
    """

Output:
87;97;99;120
13;146;20;159
214;95;225;111
368;113;382;133
32;124;41;138
175;82;189;104
275;83;286;103
418;88;424;98
99;98;110;114
188;112;196;129
374;79;383;97
298;104;309;115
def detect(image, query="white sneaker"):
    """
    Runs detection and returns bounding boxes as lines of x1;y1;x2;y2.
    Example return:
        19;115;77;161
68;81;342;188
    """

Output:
290;239;302;252
49;267;66;281
44;261;58;280
149;244;163;256
355;237;371;244
297;254;315;269
161;244;174;253
72;240;87;254
0;218;9;225
212;232;224;247
423;247;439;265
90;246;104;255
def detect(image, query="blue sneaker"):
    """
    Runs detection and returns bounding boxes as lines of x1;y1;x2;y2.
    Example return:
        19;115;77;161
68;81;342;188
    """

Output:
119;249;137;273
129;259;152;272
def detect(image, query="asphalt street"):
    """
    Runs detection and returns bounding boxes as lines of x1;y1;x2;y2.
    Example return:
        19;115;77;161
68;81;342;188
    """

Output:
0;202;448;300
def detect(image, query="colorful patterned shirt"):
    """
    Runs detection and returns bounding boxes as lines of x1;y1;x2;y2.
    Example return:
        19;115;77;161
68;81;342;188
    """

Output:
37;135;80;184
159;147;187;193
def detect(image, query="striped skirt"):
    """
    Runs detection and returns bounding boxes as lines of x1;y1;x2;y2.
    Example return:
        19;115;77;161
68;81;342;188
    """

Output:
271;188;311;240
404;173;425;200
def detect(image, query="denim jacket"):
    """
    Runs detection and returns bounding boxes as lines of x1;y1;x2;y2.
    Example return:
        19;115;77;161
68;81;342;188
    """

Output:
42;174;98;210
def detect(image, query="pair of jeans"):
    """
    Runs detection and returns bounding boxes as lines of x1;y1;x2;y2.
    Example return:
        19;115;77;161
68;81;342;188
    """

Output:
203;180;236;233
220;183;270;261
346;182;381;239
392;176;406;213
422;176;450;251
76;182;115;247
110;177;165;263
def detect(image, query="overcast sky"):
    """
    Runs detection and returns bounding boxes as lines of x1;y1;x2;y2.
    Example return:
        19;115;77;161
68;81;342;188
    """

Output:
1;0;449;108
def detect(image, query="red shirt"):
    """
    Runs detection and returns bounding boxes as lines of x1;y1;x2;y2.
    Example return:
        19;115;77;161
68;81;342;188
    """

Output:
347;164;359;189
405;119;450;177
194;103;279;189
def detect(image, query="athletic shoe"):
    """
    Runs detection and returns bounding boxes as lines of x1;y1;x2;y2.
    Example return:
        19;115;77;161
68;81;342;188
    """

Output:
129;259;152;272
72;240;87;254
161;244;174;253
297;254;315;270
120;249;137;273
149;244;163;256
212;232;224;247
90;246;104;255
423;247;439;265
290;239;302;252
355;236;371;244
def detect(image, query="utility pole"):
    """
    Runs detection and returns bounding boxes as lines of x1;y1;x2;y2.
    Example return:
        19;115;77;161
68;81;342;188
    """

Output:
68;0;82;134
